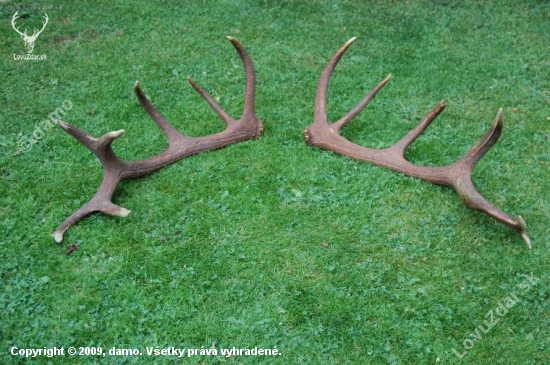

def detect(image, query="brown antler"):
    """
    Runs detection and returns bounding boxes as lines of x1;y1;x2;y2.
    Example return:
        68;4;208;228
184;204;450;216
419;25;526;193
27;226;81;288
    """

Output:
304;37;530;248
54;37;263;243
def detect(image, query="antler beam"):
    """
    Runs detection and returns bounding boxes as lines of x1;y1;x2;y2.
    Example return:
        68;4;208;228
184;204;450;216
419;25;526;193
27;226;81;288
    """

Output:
54;37;263;243
304;37;530;248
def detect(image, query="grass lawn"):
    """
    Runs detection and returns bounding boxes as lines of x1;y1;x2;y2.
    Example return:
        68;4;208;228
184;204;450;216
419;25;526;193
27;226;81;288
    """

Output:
1;0;549;364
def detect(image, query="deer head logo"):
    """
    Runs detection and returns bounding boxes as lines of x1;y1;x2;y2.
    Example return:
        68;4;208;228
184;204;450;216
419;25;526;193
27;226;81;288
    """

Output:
11;11;49;54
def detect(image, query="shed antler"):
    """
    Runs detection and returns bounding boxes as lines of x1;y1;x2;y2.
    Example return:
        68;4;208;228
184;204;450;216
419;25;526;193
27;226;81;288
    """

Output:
304;37;530;248
54;37;262;243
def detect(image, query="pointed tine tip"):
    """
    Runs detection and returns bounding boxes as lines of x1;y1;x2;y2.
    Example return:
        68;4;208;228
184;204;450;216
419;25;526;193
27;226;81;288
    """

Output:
434;100;447;112
187;76;198;88
187;76;207;94
118;207;131;217
518;216;531;250
496;107;504;124
56;120;83;135
187;76;208;96
347;36;358;45
53;231;63;243
489;108;504;132
226;36;241;48
338;37;357;53
381;73;393;85
105;130;125;139
56;119;69;129
134;81;145;99
523;233;532;250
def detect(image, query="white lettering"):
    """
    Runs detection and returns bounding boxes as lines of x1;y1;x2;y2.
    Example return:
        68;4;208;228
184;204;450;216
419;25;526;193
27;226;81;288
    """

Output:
62;99;73;111
463;339;474;350
484;309;500;328
451;347;467;358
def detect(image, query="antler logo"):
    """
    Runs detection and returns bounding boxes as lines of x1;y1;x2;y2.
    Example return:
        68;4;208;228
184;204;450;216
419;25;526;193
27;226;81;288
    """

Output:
11;11;49;54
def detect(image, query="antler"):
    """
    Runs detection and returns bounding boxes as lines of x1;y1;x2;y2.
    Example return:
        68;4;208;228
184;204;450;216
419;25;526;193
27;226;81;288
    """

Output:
11;11;26;38
304;37;530;249
11;12;48;38
54;37;263;243
34;13;49;38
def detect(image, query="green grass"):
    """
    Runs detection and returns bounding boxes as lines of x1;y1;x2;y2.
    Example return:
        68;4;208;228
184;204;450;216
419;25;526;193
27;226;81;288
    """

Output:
1;0;549;364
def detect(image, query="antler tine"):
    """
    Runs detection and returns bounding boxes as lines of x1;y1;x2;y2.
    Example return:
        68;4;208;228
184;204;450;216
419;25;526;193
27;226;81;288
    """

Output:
314;37;356;126
54;37;262;243
187;77;233;124
390;101;447;157
186;36;258;125
313;37;392;131
134;81;184;145
334;74;392;131
54;188;131;244
454;108;503;172
56;120;125;155
40;14;49;31
450;109;531;248
305;37;530;248
54;120;129;243
11;11;25;36
226;36;257;118
31;13;48;37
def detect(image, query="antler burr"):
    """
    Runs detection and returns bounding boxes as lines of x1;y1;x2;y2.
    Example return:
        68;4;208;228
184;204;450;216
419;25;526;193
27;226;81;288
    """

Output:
304;37;530;248
54;37;263;243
